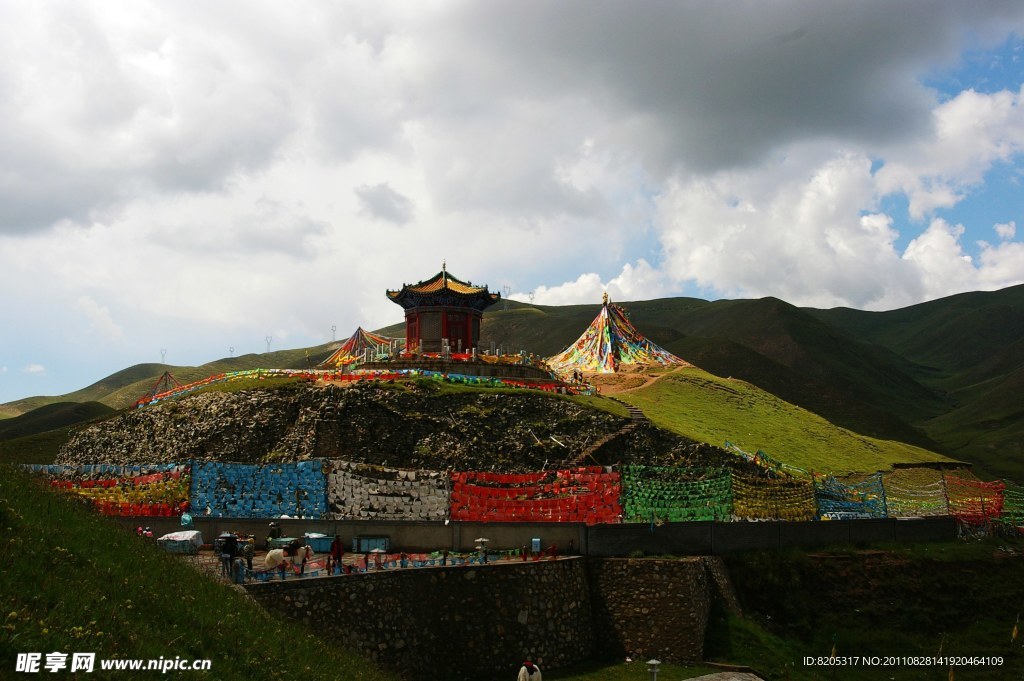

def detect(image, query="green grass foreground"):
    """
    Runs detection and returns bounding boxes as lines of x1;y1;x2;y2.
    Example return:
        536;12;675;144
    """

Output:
0;465;396;681
621;368;956;474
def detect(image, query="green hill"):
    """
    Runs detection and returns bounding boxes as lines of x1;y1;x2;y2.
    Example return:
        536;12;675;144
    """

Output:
0;464;395;681
3;344;339;416
5;284;1022;478
0;401;115;440
618;367;956;474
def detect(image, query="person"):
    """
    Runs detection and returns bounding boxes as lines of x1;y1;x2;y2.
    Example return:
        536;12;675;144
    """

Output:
266;522;283;550
241;536;254;571
264;548;288;580
517;660;542;681
220;534;238;577
441;549;448;566
329;535;344;573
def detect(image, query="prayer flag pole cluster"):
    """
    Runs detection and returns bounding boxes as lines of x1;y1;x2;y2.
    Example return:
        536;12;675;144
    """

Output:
547;293;689;374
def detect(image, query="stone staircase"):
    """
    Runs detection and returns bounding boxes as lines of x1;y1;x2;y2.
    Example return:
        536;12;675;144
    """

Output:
570;397;648;466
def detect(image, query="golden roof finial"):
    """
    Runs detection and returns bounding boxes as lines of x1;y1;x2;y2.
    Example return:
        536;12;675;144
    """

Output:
602;291;609;306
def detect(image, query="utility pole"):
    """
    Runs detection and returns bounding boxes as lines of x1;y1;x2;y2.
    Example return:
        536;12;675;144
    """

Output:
265;336;273;353
160;349;167;364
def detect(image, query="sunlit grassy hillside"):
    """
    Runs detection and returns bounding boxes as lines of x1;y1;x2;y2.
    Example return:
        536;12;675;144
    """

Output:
620;368;956;474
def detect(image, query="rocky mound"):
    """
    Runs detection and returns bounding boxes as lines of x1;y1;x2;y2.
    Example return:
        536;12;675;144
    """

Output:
54;382;634;470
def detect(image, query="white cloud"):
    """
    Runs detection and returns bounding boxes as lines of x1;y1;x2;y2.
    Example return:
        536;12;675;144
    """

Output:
515;260;672;306
653;140;1024;309
0;366;7;374
355;183;415;224
875;86;1024;219
1;2;1024;402
22;363;45;375
77;296;123;340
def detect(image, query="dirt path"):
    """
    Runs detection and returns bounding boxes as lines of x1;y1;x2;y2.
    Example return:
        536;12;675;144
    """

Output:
584;366;679;395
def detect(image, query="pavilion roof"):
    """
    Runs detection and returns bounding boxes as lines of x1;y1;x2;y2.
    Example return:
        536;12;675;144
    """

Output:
387;266;500;310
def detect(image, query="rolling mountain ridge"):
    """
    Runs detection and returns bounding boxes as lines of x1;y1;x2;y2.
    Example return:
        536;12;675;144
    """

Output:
3;284;1022;479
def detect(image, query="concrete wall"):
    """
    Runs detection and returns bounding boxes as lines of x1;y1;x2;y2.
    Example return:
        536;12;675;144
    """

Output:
246;557;594;680
113;516;955;555
117;516;587;554
587;516;956;556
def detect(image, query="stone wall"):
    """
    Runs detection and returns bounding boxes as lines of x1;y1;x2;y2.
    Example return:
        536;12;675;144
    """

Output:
245;557;594;680
588;558;710;663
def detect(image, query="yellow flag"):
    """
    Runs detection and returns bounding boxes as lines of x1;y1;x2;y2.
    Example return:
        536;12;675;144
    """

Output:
1012;623;1019;643
948;667;954;681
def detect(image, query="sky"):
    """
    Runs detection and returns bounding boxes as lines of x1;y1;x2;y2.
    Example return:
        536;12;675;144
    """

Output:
1;1;1024;404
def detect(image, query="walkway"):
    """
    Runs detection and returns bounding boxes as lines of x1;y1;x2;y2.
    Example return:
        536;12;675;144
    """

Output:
572;395;649;465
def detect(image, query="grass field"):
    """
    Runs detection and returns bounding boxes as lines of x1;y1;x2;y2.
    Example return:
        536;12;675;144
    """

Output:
0;465;396;681
620;367;957;474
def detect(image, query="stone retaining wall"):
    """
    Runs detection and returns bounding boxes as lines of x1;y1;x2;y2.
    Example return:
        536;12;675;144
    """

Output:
245;557;594;680
588;558;710;662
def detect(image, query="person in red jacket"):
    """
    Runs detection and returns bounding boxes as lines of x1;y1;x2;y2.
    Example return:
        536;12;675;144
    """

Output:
329;535;345;574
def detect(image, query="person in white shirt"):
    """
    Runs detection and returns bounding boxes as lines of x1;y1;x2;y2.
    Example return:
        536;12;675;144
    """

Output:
517;660;541;681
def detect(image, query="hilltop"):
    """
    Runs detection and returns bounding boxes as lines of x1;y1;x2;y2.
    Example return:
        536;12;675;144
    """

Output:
4;284;1022;477
55;378;756;474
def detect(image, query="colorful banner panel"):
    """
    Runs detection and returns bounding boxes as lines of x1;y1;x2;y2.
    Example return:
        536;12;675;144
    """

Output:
732;473;817;521
814;473;887;520
327;460;449;521
450;466;621;524
945;475;1005;525
622;465;732;522
26;464;190;517
190;460;327;519
883;468;950;518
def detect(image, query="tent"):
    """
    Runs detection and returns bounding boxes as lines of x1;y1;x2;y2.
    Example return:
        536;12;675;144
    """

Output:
319;327;404;367
547;293;690;374
157;530;203;555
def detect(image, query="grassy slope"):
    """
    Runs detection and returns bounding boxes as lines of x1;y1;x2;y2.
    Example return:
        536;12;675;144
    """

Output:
714;540;1024;681
0;428;77;465
0;401;115;440
478;297;949;446
619;367;954;474
0;465;396;681
2;344;339;416
810;284;1024;479
921;367;1024;482
810;284;1024;384
664;335;944;451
